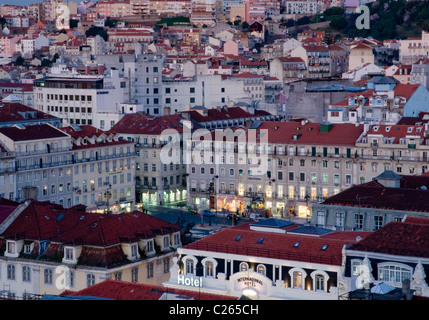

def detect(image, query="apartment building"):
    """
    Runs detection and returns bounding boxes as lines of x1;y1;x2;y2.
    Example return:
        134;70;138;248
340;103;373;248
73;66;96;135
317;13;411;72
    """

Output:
269;57;306;83
33;64;129;130
399;31;429;65
124;53;164;115
60;125;136;213
284;0;323;15
187;121;364;217
0;124;74;207
0;200;182;298
327;76;429;124
110;113;188;208
291;45;331;79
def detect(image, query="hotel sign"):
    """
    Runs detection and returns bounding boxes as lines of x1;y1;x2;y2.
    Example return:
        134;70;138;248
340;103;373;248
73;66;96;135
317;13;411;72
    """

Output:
233;274;268;295
177;275;203;288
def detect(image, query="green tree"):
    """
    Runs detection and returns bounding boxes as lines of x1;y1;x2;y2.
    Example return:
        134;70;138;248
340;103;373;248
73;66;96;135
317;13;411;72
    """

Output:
85;26;109;41
15;55;25;66
329;16;348;30
323;7;344;16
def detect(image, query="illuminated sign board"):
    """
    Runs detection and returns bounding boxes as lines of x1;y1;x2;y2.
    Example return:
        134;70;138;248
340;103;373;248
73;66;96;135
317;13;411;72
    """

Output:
177;275;203;288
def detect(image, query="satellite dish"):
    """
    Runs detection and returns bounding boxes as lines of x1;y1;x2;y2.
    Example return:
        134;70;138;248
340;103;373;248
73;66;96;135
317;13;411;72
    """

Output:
421;186;427;190
2;26;9;35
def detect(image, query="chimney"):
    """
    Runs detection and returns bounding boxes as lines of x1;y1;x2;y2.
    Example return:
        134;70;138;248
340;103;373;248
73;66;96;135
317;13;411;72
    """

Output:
85;64;90;75
97;64;105;75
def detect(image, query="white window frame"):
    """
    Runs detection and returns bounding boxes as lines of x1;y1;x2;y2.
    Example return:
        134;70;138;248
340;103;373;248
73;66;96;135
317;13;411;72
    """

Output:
184;255;198;276
64;247;75;262
202;257;217;278
289;267;307;289
310;270;329;293
378;262;413;286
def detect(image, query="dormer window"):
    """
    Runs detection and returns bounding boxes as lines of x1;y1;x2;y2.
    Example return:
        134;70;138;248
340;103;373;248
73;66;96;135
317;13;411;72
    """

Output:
131;244;138;259
163;236;170;249
7;241;15;255
146;239;154;253
64;247;75;261
62;246;81;264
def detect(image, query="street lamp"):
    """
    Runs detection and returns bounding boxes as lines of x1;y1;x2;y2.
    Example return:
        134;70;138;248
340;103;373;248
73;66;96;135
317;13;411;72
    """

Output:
104;184;112;214
210;175;218;226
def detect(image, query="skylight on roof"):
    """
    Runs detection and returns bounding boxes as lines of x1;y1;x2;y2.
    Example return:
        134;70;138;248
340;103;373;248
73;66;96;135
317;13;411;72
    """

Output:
235;235;242;241
257;238;264;244
321;245;328;250
293;241;300;247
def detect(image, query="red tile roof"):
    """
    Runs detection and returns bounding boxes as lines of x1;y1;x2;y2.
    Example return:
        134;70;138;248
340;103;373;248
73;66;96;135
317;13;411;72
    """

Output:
0;103;57;123
362;124;427;143
1;200;181;247
184;106;269;123
321;177;429;212
347;219;429;258
184;222;371;266
110;113;185;135
61;279;237;300
0;124;68;141
246;121;364;146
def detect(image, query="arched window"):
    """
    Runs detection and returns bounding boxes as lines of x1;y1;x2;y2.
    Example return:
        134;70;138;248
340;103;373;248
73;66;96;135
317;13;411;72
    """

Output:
293;271;302;288
205;261;214;277
311;270;329;293
202;258;217;278
240;262;249;272
289;268;307;289
378;263;412;285
185;259;194;275
182;255;198;276
257;264;266;276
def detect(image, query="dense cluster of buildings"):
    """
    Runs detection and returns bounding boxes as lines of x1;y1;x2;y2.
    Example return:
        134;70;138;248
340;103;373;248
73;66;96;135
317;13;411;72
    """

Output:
0;0;429;303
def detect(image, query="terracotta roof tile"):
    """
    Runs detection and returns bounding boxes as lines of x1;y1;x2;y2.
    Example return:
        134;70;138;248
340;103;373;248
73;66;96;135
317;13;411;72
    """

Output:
185;222;370;266
61;279;238;300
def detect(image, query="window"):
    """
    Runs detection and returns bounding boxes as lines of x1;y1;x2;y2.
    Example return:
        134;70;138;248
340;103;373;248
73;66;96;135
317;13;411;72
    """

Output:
374;215;383;231
316;211;325;227
335;212;344;229
292;271;303;288
378;263;412;285
114;271;122;281
354;214;364;230
240;262;249;272
64;247;74;261
314;274;325;291
147;262;154;279
351;260;363;276
22;266;31;282
7;264;15;280
6;241;15;255
143;240;153;254
185;258;195;275
44;268;53;285
131;244;138;258
163;236;170;248
87;273;96;287
257;264;266;276
131;267;139;283
205;261;214;277
163;257;170;274
202;258;217;278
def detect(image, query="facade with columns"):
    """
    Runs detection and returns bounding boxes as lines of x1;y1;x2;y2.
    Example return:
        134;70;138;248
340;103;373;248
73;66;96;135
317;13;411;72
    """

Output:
164;218;372;300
